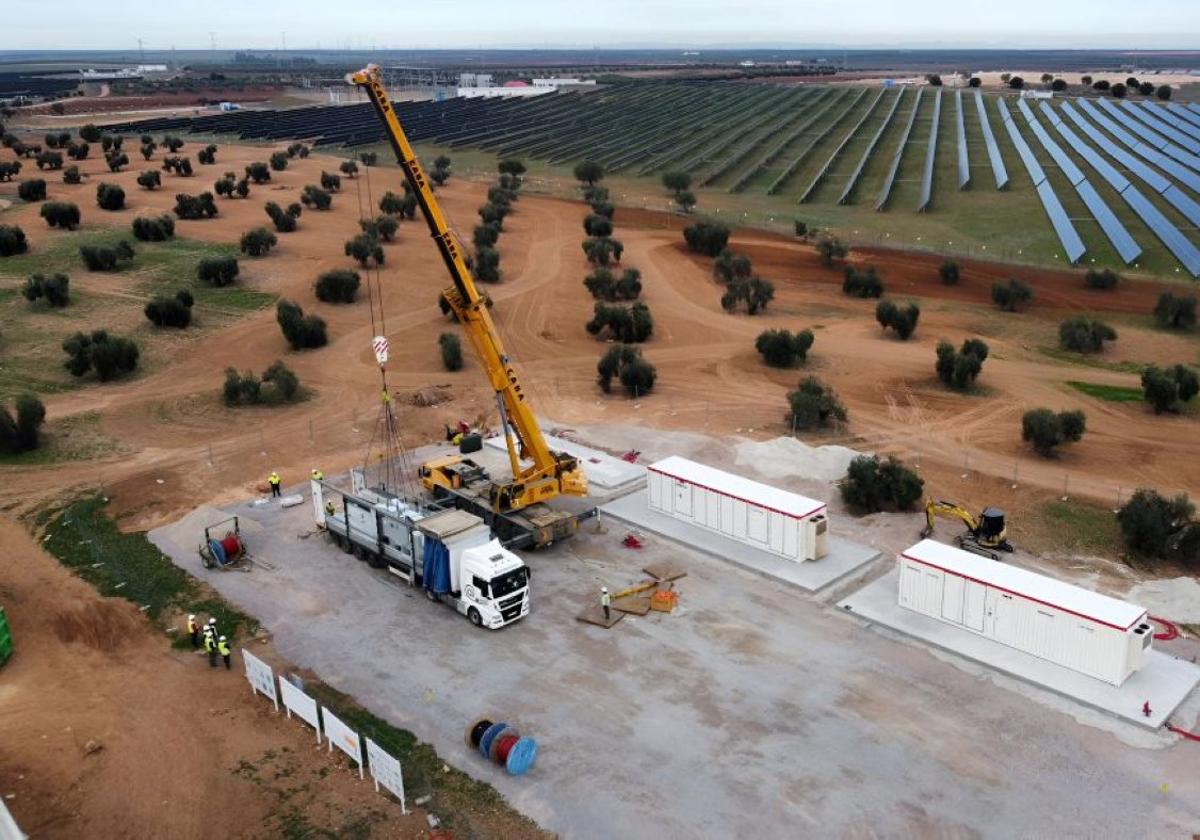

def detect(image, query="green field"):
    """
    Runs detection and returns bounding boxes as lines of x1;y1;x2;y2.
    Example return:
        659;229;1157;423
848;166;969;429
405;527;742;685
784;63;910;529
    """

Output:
1065;380;1145;402
0;228;274;399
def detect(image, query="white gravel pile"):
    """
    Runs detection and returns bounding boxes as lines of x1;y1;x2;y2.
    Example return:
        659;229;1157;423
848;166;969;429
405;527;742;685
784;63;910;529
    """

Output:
733;437;863;483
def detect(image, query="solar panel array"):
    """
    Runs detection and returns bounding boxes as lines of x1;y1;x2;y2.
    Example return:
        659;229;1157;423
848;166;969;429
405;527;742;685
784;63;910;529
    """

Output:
1096;98;1200;172
917;88;942;212
1167;102;1200;131
875;87;924;211
974;89;1009;189
1060;101;1200;229
955;89;970;190
799;88;886;203
1076;100;1200;194
996;98;1086;263
1128;101;1200;153
1146;101;1200;143
838;87;906;205
1016;99;1141;264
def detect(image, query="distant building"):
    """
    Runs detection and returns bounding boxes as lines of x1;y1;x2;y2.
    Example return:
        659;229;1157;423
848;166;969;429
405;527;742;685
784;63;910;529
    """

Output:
1020;90;1054;100
455;86;552;99
531;77;597;89
457;73;493;88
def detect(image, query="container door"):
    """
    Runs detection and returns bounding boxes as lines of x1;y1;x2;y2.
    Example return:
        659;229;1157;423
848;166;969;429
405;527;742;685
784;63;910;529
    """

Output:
647;471;662;509
747;506;768;544
674;480;692;516
940;573;965;625
783;517;799;559
732;500;748;539
768;512;785;554
706;491;720;531
720;495;735;536
963;580;986;632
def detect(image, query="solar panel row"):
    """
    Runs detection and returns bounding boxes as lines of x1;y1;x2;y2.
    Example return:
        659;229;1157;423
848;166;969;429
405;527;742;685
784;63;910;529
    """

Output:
955;90;970;190
996;98;1086;263
1122;187;1200;277
1129;101;1200;152
799;89;886;204
838;88;906;205
917;89;942;212
974;89;1009;189
1147;101;1200;143
875;87;924;211
1059;101;1200;229
1076;99;1200;194
1167;103;1200;131
1042;103;1129;191
1096;98;1200;173
1015;99;1141;264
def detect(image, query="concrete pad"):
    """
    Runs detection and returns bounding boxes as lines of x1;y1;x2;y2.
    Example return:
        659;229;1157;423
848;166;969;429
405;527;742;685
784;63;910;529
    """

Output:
601;488;880;593
839;569;1200;730
576;605;624;628
486;433;645;493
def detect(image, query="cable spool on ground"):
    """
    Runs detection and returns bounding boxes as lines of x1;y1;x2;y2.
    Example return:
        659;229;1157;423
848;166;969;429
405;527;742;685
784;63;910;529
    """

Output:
465;716;539;775
478;721;508;759
465;717;493;750
488;726;518;763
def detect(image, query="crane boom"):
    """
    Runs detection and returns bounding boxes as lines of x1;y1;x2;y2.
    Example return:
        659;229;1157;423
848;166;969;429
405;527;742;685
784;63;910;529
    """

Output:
348;64;586;513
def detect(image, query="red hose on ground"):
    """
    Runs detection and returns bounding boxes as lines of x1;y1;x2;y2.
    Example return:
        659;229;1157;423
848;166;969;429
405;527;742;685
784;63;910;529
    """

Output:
1148;615;1179;641
1167;724;1200;742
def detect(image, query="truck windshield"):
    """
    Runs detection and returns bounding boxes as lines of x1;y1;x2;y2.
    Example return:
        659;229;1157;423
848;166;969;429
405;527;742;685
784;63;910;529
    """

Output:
490;566;528;599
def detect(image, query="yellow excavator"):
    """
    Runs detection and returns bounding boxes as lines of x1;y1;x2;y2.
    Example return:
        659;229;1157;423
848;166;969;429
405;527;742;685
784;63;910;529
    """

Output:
919;499;1014;559
348;64;590;548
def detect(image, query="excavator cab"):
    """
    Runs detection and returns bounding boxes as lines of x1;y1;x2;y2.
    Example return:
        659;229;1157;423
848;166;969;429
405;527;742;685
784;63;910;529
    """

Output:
978;507;1007;543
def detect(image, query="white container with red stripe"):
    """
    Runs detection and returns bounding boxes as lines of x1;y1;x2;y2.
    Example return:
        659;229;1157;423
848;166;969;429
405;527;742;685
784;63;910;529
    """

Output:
646;456;829;562
898;539;1154;686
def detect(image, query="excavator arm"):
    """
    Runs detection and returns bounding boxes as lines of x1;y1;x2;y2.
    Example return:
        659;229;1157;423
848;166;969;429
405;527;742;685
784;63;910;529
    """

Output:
921;500;980;538
348;65;586;511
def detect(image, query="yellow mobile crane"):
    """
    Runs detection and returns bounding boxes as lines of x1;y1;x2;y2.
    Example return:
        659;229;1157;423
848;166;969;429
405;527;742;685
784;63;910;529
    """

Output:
348;65;590;548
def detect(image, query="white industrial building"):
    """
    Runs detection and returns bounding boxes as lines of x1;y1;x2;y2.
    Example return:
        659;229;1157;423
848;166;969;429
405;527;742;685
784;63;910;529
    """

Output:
647;456;829;562
897;540;1153;686
531;77;597;89
454;86;553;99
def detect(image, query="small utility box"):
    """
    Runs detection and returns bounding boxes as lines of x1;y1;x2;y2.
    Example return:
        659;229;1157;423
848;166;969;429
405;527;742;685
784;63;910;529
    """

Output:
897;539;1153;686
647;456;829;562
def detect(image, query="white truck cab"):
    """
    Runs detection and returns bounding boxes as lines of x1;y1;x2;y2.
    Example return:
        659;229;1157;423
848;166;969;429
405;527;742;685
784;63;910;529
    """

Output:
454;540;531;628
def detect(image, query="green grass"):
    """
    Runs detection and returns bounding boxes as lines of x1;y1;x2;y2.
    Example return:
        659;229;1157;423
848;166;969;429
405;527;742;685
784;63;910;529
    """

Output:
1030;498;1124;558
39;493;255;639
0;411;124;465
1065;380;1145;403
1037;345;1147;374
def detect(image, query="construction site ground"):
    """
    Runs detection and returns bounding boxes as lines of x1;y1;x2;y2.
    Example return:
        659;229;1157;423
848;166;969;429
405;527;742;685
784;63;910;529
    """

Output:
146;432;1200;838
0;516;435;840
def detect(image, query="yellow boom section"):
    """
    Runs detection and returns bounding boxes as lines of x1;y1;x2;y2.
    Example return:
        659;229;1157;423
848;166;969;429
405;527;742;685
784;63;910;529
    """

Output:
347;64;586;510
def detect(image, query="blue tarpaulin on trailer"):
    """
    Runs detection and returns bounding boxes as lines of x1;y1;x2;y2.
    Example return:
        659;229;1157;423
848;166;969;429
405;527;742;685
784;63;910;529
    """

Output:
422;539;452;594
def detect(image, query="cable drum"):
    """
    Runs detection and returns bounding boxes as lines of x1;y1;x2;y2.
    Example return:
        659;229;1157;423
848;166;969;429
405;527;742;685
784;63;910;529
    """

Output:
464;716;539;775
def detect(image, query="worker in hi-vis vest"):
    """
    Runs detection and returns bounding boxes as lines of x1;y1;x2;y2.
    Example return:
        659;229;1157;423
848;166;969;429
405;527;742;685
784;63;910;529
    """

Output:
218;636;232;670
203;626;217;667
601;587;611;621
311;468;324;482
187;614;200;649
324;499;335;518
268;471;281;498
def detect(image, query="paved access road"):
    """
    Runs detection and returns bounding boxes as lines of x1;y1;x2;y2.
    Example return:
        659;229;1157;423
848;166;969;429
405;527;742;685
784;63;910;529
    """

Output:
152;499;1200;838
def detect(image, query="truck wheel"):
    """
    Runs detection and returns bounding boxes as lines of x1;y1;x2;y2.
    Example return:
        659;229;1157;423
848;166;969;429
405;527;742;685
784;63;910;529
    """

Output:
367;553;386;570
468;608;483;628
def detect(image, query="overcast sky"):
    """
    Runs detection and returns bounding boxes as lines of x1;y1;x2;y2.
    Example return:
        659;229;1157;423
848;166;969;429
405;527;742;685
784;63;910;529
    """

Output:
9;0;1200;50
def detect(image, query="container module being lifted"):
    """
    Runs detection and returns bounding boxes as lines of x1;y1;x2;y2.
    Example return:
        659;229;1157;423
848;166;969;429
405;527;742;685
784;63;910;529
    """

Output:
316;478;530;629
898;539;1153;686
647;456;829;562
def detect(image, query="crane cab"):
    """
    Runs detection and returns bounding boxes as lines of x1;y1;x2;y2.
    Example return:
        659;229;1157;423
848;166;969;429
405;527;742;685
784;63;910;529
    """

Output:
419;456;488;494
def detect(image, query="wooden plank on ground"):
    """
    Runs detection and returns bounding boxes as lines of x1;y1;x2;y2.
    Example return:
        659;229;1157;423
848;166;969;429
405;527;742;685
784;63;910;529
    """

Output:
576;606;624;628
643;562;687;582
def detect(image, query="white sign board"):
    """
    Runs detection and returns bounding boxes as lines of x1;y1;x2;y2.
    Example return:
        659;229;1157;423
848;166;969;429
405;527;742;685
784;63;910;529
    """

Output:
279;677;321;743
365;737;407;812
242;649;278;711
322;706;364;778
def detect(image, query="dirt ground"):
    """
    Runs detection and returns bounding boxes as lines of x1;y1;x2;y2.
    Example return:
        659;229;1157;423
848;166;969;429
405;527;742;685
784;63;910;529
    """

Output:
0;516;431;839
0;134;1197;533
